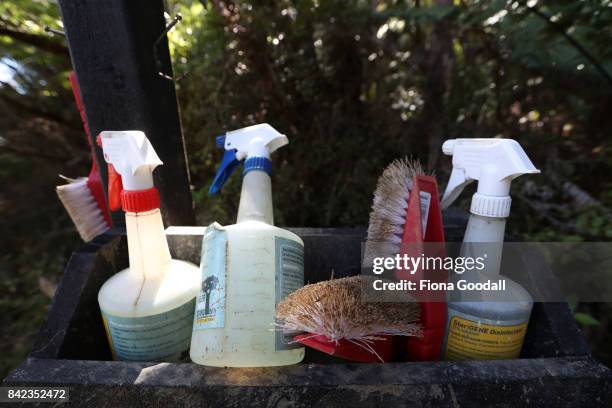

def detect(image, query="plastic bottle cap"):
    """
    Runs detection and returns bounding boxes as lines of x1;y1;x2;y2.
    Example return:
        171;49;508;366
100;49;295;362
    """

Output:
243;156;272;176
470;193;512;218
121;187;160;213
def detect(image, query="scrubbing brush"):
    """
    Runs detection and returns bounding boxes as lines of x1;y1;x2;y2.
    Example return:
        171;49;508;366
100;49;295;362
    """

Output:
276;275;422;362
56;72;111;242
57;177;111;241
367;158;425;257
365;157;446;361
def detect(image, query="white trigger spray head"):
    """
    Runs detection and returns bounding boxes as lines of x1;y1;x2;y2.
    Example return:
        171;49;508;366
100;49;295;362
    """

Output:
440;138;539;217
224;123;288;160
99;130;163;191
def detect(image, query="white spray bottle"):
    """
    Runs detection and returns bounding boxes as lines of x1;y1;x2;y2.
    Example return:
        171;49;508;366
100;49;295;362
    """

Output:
190;123;305;367
439;138;540;360
98;131;200;362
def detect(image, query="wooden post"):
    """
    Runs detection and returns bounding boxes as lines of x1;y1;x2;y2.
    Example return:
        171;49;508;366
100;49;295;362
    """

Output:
57;0;195;226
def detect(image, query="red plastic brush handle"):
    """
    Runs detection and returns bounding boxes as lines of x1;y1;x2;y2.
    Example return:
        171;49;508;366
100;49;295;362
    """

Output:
68;72;90;140
294;334;395;363
398;175;447;361
69;72;112;227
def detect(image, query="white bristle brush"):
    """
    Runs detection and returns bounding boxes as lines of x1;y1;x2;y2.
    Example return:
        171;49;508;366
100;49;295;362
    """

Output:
56;176;110;242
365;158;425;261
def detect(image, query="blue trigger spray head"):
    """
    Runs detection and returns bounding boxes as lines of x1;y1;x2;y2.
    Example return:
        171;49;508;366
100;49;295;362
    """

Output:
208;136;240;195
208;125;289;196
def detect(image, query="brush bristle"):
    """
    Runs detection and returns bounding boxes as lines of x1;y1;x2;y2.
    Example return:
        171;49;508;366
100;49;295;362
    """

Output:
365;158;426;261
276;276;422;341
57;178;110;242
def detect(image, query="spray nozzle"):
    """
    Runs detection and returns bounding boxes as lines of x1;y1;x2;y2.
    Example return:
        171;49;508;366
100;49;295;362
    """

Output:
99;131;163;212
209;140;240;196
440;138;539;218
209;123;288;195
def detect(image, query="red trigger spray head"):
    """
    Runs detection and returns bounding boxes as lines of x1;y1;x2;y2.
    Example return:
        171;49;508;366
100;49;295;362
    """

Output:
97;132;162;213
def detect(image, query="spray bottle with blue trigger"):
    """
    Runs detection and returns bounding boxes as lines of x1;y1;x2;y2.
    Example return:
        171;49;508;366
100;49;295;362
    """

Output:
190;123;305;367
439;138;540;361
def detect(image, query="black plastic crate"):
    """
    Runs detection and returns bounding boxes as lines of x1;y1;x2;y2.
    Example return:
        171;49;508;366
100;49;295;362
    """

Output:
3;212;611;406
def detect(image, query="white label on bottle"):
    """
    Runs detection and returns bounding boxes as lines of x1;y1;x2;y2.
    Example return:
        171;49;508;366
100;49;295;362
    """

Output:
420;191;431;238
193;223;226;330
275;237;304;351
102;298;195;362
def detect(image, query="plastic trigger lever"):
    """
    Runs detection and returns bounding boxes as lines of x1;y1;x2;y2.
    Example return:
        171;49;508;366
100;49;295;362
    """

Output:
95;134;123;211
107;164;123;211
209;136;240;195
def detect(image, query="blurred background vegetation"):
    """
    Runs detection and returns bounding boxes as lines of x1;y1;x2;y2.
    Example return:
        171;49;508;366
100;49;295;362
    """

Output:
1;0;611;377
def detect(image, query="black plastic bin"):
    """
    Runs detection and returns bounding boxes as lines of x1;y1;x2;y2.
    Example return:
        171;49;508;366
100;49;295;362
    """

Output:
3;212;611;407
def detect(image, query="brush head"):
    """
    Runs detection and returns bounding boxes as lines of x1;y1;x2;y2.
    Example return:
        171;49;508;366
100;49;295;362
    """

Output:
366;158;426;260
57;178;110;242
276;275;421;342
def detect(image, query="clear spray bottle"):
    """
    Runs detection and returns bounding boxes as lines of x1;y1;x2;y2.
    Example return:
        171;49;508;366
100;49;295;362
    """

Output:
439;138;540;360
190;124;305;367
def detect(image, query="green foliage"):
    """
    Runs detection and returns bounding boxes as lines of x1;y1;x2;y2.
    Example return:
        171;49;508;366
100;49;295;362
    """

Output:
0;0;83;378
164;0;612;234
568;296;602;327
574;312;601;327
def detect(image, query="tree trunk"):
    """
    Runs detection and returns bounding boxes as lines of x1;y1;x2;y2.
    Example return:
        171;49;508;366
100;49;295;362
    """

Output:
418;0;455;170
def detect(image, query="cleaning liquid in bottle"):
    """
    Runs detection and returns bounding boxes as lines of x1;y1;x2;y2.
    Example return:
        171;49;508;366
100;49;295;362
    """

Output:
190;124;305;367
98;131;199;362
439;138;540;360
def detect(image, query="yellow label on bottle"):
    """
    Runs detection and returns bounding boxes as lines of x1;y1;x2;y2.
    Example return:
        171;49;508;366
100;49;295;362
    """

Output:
445;316;528;361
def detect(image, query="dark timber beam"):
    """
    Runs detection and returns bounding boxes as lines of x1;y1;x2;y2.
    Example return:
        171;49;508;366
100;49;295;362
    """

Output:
58;0;195;226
